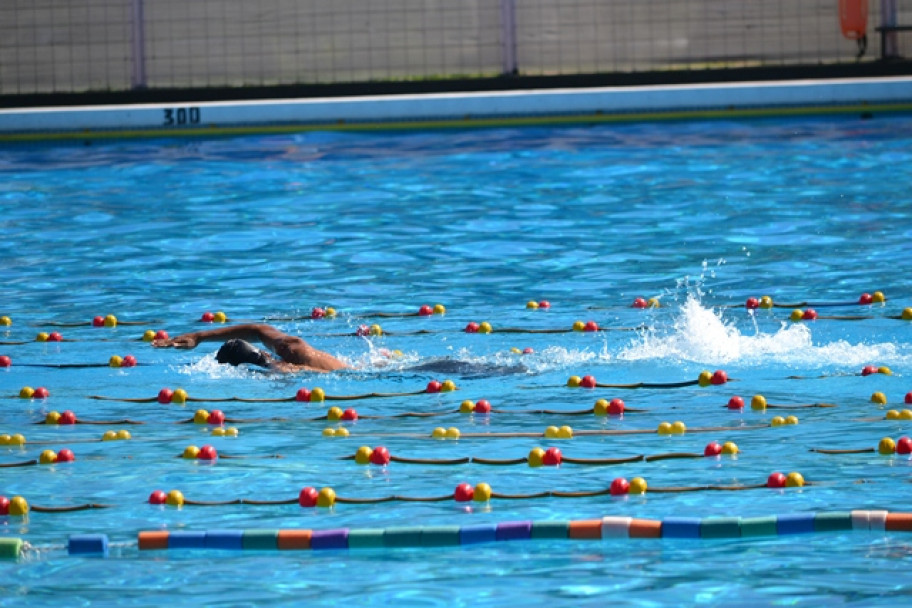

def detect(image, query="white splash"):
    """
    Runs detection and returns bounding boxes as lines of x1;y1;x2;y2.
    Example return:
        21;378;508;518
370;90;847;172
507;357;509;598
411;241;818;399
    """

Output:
619;294;907;369
176;353;260;379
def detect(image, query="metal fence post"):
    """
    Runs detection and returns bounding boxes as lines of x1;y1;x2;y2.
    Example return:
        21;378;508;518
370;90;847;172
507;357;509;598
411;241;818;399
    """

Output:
880;0;898;58
131;0;147;88
500;0;517;75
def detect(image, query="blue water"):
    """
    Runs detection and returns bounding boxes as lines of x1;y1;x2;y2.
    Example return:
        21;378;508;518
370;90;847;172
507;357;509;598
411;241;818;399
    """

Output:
2;116;912;607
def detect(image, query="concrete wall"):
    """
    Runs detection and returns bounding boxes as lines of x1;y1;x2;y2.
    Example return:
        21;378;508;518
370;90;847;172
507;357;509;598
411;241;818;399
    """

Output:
0;0;908;95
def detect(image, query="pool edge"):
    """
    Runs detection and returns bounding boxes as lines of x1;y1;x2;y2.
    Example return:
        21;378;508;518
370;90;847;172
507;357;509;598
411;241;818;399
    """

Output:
0;76;910;141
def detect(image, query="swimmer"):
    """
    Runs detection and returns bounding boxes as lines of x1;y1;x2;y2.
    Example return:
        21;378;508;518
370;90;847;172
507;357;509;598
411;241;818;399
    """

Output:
152;324;348;373
153;323;528;377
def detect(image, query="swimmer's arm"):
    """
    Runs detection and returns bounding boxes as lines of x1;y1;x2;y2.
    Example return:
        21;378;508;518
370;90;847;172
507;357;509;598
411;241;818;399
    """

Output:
152;324;290;350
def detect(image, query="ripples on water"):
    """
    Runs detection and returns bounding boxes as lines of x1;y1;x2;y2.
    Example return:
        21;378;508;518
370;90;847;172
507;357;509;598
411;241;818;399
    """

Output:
1;115;912;606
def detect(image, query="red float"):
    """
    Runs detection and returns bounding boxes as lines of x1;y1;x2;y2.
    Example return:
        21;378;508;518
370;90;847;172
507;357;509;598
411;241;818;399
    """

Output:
608;398;625;415
703;442;722;457
542;447;562;466
157;388;174;404
767;472;787;488
610;477;630;495
580;375;597;389
148;490;167;505
711;370;728;385
897;437;912;455
454;483;474;502
298;486;319;507
59;410;76;424
745;297;759;309
369;446;390;466
474;399;492;414
727;396;744;410
56;449;76;462
201;311;215;322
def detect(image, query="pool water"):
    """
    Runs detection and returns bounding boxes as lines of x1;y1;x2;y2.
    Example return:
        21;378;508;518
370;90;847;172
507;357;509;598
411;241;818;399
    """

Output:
2;115;912;607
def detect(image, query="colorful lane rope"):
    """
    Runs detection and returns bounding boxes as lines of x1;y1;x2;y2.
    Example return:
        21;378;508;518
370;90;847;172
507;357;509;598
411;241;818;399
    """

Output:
1;509;909;559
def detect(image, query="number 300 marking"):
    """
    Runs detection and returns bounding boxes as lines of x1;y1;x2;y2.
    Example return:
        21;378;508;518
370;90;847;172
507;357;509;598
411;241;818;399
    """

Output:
163;107;201;126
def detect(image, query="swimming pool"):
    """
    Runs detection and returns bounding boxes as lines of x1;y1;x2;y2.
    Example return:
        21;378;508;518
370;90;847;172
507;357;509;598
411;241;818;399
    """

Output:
2;115;912;606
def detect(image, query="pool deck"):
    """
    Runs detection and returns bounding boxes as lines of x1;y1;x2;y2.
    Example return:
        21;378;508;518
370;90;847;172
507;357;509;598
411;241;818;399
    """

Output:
0;76;911;141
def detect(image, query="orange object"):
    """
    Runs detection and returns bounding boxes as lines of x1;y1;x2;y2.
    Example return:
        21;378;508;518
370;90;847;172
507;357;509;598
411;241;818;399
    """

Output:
840;0;868;39
629;519;663;538
137;531;170;550
277;529;313;550
568;519;603;540
885;513;912;532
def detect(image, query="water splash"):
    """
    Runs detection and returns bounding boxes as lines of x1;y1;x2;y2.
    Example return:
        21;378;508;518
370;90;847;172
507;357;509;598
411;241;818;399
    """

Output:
177;353;261;379
620;294;908;369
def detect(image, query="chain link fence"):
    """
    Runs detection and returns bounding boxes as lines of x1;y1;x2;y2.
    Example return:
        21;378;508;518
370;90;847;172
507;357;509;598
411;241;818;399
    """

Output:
1;0;909;96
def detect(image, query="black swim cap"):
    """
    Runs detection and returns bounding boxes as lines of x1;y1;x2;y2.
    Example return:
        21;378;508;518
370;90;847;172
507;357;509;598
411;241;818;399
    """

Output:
216;339;271;367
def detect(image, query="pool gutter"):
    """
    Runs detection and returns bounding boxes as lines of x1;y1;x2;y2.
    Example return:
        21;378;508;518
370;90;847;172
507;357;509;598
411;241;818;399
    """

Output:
0;76;910;141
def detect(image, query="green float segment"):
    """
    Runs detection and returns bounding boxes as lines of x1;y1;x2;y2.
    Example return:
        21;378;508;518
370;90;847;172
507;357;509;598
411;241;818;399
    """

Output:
0;537;23;559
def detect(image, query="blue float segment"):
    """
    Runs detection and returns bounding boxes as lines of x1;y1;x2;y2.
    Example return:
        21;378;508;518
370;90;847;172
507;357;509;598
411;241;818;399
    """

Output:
776;513;816;535
661;517;702;539
496;521;532;541
67;534;109;556
814;512;853;533
310;528;349;550
242;529;278;551
530;521;570;539
700;517;741;539
347;529;386;549
420;526;461;547
740;516;778;537
459;524;497;545
384;527;423;548
205;530;243;550
168;531;207;549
